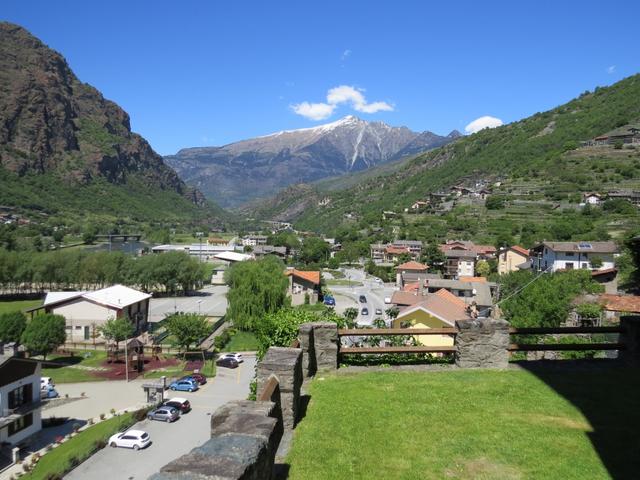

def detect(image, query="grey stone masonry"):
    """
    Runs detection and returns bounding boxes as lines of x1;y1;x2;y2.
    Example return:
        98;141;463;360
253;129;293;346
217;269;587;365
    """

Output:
152;399;282;480
310;322;338;371
298;323;316;377
257;347;302;430
455;318;510;369
619;316;640;365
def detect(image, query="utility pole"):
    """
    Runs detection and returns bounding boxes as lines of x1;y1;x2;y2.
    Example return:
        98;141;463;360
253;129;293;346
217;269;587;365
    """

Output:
124;336;129;382
196;232;204;263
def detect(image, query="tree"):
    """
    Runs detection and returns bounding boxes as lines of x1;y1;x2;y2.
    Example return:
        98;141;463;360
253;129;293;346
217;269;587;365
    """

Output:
21;314;66;360
421;244;445;272
255;308;317;358
475;259;491;277
165;313;210;353
385;307;399;320
0;311;27;343
299;237;331;265
225;256;290;330
99;317;135;351
343;307;359;327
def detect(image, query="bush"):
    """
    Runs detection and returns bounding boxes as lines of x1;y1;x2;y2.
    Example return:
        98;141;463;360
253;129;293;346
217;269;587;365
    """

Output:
93;439;107;450
133;407;149;422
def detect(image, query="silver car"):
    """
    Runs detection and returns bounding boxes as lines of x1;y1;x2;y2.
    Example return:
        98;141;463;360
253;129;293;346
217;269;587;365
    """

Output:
147;406;179;423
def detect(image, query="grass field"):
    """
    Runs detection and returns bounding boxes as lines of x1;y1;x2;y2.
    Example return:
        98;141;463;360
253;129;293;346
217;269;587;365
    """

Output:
0;299;41;315
40;350;107;383
222;331;259;352
23;412;136;480
287;368;640;480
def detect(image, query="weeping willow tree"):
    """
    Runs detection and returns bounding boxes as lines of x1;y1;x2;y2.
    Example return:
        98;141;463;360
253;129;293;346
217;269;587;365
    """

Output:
225;256;290;330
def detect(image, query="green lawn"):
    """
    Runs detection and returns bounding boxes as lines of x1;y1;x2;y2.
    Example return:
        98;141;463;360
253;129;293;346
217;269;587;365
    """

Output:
40;350;107;383
0;299;41;315
23;412;136;480
287;368;640;479
222;331;259;352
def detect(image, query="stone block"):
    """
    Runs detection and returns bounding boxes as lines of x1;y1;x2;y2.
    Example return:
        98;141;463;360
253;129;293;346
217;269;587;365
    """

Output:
310;322;338;371
298;323;316;377
455;318;510;369
257;347;302;430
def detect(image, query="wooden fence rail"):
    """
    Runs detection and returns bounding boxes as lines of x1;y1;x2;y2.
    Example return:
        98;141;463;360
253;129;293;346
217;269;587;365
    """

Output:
338;328;457;336
508;343;626;352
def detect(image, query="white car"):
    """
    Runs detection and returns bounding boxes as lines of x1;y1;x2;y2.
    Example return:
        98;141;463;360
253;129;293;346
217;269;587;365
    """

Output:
108;430;151;450
41;377;54;389
222;353;244;363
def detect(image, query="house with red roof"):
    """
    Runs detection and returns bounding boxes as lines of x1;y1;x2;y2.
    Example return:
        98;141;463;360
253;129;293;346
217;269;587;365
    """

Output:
497;245;531;275
284;269;321;305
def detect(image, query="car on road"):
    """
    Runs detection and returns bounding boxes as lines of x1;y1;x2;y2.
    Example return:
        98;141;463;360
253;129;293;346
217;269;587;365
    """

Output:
323;296;336;306
375;308;383;315
359;295;367;303
108;429;151;450
169;379;199;392
216;357;239;369
180;372;207;385
147;406;179;423
40;385;59;399
41;377;54;389
162;397;191;414
361;307;369;315
222;353;244;363
384;297;391;304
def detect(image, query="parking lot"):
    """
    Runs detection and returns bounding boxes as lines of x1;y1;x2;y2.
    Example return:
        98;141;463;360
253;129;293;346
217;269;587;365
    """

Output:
148;285;228;322
65;355;256;480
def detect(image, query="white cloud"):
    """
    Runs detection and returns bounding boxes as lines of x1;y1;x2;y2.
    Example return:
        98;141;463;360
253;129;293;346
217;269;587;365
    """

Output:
607;65;616;74
464;116;504;134
291;85;394;120
290;101;335;121
341;49;352;61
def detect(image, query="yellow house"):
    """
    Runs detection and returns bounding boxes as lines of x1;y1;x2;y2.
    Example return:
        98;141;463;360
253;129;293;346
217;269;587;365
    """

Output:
497;245;530;275
392;289;470;347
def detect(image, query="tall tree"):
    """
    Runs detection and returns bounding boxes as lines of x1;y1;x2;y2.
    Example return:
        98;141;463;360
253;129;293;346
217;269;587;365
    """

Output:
99;317;135;351
0;311;27;343
21;313;66;360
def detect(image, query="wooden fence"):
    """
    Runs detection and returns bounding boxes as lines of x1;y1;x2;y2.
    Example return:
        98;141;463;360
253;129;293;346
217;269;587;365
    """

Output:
337;327;457;355
508;325;626;352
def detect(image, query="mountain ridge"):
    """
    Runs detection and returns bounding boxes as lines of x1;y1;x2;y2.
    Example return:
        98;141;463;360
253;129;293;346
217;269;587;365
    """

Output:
165;115;459;208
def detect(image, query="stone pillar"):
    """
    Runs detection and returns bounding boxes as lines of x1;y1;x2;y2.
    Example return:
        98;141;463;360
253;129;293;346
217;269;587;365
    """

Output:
257;347;302;430
620;315;640;365
455;318;510;369
298;323;316;378
311;322;338;372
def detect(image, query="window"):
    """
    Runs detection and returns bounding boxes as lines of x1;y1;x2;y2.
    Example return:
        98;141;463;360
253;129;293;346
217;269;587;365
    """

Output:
566;252;575;257
8;384;33;409
581;263;588;269
75;326;82;330
84;326;90;340
566;262;574;270
8;413;33;436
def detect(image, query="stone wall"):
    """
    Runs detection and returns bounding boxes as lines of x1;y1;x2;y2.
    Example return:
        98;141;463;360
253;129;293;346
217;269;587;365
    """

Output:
309;322;338;372
257;346;302;430
151;399;282;480
298;322;316;377
455;318;510;369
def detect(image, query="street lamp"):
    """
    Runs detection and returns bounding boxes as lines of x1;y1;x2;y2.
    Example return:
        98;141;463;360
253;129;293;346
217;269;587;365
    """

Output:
197;300;202;315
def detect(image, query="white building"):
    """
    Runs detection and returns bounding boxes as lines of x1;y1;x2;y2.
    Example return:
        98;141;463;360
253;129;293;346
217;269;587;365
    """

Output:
583;193;603;206
28;285;151;343
0;356;42;446
241;235;268;247
443;249;476;278
531;241;618;272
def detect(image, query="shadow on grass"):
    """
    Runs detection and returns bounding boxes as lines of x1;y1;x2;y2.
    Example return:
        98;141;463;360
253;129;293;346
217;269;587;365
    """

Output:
516;360;640;480
42;355;84;368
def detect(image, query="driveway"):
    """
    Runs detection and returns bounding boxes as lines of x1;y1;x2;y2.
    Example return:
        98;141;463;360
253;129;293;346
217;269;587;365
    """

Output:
65;355;256;480
148;285;228;322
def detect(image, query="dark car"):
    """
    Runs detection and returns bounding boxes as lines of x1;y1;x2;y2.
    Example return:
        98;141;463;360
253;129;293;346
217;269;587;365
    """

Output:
216;357;239;369
361;307;369;315
359;295;367;303
323;296;335;306
162;397;191;414
180;372;207;385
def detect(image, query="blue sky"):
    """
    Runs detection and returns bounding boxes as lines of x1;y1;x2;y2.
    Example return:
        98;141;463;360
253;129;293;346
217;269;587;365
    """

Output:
3;1;640;154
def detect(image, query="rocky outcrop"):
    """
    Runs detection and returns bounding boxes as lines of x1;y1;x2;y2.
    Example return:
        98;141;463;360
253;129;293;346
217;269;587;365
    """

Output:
0;22;206;207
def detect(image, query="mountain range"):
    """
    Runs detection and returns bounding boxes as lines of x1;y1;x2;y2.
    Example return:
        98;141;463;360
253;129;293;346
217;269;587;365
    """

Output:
165;116;461;208
0;22;220;224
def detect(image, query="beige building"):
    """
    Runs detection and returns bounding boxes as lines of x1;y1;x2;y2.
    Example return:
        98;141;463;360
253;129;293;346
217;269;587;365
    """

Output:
497;245;530;275
29;285;151;343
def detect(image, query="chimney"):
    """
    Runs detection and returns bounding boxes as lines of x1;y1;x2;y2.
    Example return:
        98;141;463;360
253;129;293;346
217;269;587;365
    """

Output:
418;278;424;297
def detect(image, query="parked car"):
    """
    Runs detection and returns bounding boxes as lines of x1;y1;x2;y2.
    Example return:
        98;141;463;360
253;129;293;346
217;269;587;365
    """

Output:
41;377;54;389
40;385;59;399
375;308;383;315
147;406;179;423
361;307;369;315
323;296;336;306
359;295;367;303
162;397;191;414
216;357;239;369
222;353;244;363
384;297;391;304
108;429;151;450
180;372;207;385
169;379;199;392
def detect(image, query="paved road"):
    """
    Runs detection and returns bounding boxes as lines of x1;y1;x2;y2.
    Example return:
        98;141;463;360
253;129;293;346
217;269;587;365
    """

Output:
65;355;256;480
328;267;395;326
148;285;228;322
